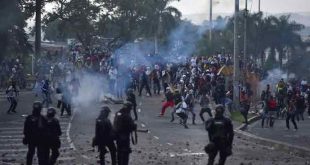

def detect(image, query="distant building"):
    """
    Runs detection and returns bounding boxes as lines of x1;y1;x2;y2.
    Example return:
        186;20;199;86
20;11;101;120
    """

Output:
28;39;68;55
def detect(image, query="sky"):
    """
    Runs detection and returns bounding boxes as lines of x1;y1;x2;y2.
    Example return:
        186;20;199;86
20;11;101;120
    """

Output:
171;0;310;15
38;0;310;29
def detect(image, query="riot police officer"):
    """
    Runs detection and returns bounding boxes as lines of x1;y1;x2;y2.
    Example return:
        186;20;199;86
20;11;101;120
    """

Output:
23;101;48;165
205;105;234;165
46;107;62;165
92;106;117;165
126;88;138;120
113;102;137;165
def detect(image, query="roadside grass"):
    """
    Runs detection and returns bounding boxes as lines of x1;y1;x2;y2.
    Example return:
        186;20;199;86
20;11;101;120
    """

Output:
231;111;256;123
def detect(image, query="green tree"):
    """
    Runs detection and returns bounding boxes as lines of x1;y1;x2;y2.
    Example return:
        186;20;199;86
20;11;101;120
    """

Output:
44;0;100;47
0;0;32;61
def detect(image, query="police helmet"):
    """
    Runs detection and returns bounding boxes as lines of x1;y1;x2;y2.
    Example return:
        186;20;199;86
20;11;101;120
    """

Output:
32;101;42;115
47;107;56;117
123;101;133;109
215;104;225;116
127;88;134;94
99;106;111;118
101;106;111;113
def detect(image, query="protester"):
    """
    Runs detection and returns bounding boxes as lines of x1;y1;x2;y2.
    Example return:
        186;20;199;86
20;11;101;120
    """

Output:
159;87;174;117
6;81;19;114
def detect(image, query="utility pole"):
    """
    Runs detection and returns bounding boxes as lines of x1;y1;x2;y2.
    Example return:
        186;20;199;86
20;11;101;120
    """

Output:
258;0;261;12
35;0;42;58
243;0;247;69
209;0;212;43
233;0;240;109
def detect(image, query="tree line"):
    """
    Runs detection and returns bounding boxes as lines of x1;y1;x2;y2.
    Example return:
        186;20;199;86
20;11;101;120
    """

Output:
1;0;309;75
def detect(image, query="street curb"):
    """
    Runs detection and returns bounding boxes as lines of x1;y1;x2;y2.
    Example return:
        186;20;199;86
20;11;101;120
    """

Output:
234;115;310;159
237;115;261;131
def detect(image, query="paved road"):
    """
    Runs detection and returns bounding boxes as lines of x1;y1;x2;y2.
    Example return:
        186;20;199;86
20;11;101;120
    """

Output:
246;114;310;149
1;92;310;164
0;92;76;164
70;94;310;165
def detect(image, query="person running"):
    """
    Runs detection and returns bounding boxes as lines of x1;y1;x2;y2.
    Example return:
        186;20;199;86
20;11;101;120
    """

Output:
6;81;19;114
295;92;306;121
199;94;212;123
267;96;277;127
240;90;250;124
159;87;174;117
286;100;298;130
184;89;196;125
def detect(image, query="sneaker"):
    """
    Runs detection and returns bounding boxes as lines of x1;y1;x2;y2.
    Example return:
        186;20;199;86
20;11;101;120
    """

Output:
158;114;163;117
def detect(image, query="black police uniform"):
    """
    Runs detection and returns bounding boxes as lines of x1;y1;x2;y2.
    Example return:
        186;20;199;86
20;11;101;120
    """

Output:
126;92;138;120
93;116;117;165
61;85;72;116
23;112;48;165
205;116;234;165
113;108;137;165
46;117;62;165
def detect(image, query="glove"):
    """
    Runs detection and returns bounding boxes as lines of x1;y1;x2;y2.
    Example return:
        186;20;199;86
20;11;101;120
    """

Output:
204;142;216;154
225;146;233;156
92;137;97;148
22;137;28;145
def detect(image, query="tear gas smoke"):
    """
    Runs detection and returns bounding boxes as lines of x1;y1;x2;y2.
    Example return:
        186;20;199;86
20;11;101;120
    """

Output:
70;71;109;108
66;18;229;112
114;19;227;67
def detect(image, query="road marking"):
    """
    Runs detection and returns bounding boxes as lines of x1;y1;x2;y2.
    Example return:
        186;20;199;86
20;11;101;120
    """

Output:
167;143;173;146
0;147;73;153
169;152;205;157
138;108;141;113
0;135;23;138
57;156;76;161
0;137;67;142
81;155;91;159
0;131;22;135
0;121;68;126
153;136;159;140
0;143;24;147
66;111;76;151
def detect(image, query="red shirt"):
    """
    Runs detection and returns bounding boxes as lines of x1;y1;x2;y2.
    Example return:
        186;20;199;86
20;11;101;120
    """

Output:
268;99;277;110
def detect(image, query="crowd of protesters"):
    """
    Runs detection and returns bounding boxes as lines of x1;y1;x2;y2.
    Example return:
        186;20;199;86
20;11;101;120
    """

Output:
260;78;310;130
